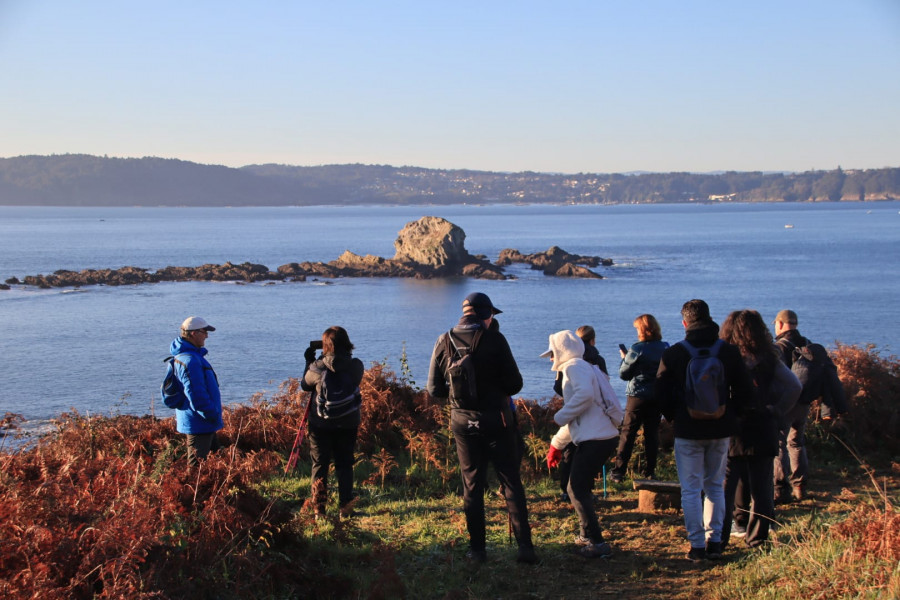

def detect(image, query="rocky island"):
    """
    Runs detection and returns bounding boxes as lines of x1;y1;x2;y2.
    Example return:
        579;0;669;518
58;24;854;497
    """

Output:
1;217;612;289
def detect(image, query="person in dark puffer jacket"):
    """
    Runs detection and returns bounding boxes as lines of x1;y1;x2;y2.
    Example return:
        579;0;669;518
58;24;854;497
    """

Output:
301;326;364;518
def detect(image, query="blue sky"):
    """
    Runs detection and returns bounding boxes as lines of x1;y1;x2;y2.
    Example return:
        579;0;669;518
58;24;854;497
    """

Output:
1;0;898;173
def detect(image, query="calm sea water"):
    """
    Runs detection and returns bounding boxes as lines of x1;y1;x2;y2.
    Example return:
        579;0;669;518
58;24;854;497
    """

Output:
1;202;898;432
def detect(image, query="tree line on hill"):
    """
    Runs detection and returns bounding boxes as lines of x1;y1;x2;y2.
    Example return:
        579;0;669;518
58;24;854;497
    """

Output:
0;154;898;207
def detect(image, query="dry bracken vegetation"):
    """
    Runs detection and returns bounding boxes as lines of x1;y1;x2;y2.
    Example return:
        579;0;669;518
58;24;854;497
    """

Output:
0;346;896;599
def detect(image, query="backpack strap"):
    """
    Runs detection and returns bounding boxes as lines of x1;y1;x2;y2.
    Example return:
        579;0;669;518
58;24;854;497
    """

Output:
447;328;483;359
164;354;188;369
678;338;723;357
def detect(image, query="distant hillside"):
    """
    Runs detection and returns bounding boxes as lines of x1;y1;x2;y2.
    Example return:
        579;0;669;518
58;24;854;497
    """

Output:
1;154;898;206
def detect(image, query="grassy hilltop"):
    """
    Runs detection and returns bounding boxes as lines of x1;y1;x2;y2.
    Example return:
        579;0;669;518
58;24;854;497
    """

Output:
0;344;897;599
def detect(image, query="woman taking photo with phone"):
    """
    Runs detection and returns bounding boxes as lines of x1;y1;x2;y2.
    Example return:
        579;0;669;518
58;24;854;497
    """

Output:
611;314;668;482
301;326;365;518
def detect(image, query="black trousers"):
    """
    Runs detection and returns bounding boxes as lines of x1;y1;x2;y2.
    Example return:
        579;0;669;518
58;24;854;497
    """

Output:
568;437;618;543
185;432;221;467
308;425;358;507
557;443;577;495
451;409;533;552
722;454;775;548
613;395;660;478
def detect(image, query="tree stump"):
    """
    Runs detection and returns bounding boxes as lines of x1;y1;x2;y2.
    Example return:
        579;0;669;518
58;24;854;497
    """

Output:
633;479;681;513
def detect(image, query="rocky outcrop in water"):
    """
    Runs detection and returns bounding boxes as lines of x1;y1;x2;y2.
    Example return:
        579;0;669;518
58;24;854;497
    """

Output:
4;217;610;289
496;246;611;278
10;262;281;289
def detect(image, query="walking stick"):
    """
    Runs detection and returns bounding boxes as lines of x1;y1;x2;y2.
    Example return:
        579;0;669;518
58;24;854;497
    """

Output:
284;392;312;476
602;464;607;498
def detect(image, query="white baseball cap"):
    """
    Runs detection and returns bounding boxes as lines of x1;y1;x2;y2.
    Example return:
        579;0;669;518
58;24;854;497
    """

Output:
181;316;216;332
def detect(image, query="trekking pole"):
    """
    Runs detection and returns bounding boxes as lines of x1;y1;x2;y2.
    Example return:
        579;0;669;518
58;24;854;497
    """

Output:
602;465;607;498
284;392;312;476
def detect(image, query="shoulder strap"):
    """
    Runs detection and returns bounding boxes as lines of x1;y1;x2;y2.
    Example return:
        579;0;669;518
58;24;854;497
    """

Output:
448;328;483;357
777;337;794;350
678;339;697;357
680;339;723;357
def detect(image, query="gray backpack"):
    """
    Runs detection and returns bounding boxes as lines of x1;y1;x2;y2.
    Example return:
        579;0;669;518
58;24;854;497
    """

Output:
679;339;728;420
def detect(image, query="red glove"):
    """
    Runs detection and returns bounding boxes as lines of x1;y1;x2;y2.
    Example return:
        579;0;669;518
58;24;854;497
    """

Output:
547;445;562;469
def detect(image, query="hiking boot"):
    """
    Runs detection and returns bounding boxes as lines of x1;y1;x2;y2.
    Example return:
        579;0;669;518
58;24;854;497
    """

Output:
731;521;747;538
573;535;593;547
516;546;539;564
466;549;487;564
706;541;723;560
579;542;613;559
686;547;706;562
792;485;805;501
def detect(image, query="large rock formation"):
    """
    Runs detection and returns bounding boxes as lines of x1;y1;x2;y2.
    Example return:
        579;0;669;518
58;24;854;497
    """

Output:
393;216;470;273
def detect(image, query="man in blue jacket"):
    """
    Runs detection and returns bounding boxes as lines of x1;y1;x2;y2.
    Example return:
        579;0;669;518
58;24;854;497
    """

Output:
170;316;223;466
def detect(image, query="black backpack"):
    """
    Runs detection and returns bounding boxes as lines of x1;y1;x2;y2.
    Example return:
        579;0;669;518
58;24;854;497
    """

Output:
780;338;829;405
445;329;483;410
315;367;362;419
679;339;728;420
161;355;188;409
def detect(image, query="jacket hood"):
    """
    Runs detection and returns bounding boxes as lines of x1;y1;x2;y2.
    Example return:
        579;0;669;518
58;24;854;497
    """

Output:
546;330;584;371
170;337;208;357
684;321;720;345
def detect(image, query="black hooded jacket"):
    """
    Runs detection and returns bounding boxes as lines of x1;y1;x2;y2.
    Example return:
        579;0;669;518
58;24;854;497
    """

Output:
426;315;523;412
656;320;753;440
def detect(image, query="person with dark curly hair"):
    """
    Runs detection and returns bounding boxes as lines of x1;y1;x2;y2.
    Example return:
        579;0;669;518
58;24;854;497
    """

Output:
720;310;800;549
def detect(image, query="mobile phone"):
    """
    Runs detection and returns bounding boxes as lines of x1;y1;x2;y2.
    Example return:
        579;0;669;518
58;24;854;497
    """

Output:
618;343;628;353
309;340;324;350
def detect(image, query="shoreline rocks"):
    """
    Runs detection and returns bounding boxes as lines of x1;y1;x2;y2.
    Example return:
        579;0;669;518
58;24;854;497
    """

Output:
3;217;612;289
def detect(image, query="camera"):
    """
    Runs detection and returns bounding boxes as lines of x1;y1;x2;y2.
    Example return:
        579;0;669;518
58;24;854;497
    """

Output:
309;340;323;350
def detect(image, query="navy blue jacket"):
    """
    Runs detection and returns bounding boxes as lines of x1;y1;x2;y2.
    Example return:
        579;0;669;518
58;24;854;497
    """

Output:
619;339;669;399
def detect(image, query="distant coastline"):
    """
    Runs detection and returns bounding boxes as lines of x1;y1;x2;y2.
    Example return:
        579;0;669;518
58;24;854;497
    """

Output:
1;154;898;207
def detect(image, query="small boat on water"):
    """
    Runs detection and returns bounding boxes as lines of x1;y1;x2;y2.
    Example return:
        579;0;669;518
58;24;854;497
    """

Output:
784;224;794;229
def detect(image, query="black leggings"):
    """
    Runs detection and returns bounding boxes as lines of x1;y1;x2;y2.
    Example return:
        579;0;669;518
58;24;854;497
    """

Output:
309;425;358;507
568;437;618;543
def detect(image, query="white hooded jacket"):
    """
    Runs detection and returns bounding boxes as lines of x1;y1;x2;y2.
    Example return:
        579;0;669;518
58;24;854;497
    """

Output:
546;330;625;449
